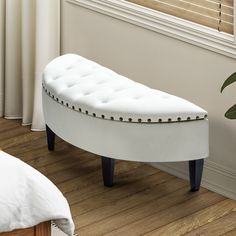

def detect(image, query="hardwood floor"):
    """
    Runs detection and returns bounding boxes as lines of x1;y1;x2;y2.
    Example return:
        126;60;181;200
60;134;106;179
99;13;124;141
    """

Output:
1;118;236;236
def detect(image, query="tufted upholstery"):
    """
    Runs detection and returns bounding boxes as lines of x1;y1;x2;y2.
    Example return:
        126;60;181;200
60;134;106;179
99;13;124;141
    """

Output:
42;54;209;162
42;54;207;123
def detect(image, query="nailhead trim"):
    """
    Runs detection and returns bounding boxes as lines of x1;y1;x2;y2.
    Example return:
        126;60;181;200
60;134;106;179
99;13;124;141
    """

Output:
43;85;207;123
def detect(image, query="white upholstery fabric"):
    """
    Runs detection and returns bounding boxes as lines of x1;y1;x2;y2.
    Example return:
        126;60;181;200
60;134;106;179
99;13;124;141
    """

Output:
43;93;208;162
0;151;74;235
42;54;209;162
43;54;207;123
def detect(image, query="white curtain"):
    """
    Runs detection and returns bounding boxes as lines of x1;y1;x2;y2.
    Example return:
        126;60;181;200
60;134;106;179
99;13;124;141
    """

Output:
0;0;60;131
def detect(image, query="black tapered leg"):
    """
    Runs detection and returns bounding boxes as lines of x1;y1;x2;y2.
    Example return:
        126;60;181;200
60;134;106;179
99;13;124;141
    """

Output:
189;159;204;192
46;125;55;151
101;156;115;187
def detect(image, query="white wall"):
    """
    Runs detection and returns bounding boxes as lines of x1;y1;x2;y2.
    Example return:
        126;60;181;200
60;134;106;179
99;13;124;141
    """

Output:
61;0;236;199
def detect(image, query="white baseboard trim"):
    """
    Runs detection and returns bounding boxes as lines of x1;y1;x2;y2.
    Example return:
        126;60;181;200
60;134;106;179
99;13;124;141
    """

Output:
149;160;236;200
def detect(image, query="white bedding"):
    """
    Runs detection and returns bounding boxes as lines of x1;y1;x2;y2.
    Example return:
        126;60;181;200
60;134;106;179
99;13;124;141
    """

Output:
0;151;75;235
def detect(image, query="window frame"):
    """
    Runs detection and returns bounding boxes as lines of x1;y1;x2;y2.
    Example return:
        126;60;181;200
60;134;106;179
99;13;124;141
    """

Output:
67;0;236;59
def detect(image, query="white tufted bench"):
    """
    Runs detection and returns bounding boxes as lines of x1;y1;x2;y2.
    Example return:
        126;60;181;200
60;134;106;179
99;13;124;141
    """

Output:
42;54;209;191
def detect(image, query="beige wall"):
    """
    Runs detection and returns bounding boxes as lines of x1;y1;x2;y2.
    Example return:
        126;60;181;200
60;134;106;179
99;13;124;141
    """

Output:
61;0;236;199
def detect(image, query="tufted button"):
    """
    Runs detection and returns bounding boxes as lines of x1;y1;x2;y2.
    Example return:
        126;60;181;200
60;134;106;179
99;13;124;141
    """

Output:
97;81;106;85
54;75;61;80
80;72;90;77
43;54;208;123
68;83;76;88
114;88;124;92
66;66;73;70
84;92;92;96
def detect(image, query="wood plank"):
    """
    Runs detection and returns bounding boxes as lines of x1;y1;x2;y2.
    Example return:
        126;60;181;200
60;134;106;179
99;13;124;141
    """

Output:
1;118;235;236
0;120;22;133
183;211;236;236
104;191;225;236
64;163;144;208
76;178;189;233
0;227;34;236
48;158;102;185
144;199;236;235
35;222;51;236
70;166;163;217
37;150;89;175
0;128;46;150
61;161;143;196
18;140;84;166
77;184;207;235
224;228;236;236
4;134;55;157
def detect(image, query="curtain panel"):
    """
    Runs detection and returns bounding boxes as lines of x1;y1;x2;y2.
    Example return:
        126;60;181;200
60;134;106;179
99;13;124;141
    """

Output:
0;0;60;131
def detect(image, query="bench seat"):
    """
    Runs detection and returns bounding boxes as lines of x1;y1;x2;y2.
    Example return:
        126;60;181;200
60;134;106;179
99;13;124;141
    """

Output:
42;54;209;191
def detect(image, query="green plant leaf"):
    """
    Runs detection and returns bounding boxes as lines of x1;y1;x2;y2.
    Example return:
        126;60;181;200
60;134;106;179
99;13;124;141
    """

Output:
221;72;236;93
225;104;236;119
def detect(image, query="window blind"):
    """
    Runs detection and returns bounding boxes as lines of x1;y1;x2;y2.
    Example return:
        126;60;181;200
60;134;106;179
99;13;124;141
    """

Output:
126;0;234;34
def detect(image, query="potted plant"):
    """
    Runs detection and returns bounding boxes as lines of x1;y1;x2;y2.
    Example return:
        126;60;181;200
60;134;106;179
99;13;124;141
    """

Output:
221;72;236;119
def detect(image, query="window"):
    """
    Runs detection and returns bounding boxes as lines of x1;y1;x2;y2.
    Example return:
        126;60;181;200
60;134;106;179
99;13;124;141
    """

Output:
68;0;236;58
126;0;233;34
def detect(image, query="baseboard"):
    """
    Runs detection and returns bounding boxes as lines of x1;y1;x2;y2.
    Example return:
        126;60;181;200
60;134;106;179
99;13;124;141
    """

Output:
149;160;236;200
